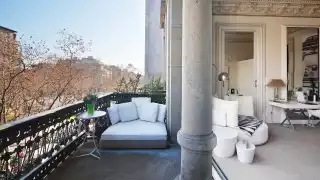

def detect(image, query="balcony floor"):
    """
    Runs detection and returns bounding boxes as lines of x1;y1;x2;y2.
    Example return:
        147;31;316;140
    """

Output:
48;144;181;180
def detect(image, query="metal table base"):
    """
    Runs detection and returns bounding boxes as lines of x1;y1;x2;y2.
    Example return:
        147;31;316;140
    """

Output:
75;136;101;159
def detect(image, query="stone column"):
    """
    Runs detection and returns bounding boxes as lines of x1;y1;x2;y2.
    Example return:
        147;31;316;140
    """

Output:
166;0;182;143
177;0;214;180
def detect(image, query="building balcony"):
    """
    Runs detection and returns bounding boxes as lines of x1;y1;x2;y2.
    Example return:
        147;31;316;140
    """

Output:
0;92;226;180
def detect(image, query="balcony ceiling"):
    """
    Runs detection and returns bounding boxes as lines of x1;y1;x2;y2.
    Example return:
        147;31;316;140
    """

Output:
213;0;320;17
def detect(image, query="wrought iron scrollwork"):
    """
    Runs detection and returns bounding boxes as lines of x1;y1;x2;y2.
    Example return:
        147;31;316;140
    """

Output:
0;92;166;179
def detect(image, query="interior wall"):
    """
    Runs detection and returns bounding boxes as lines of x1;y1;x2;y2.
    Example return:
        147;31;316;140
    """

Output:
213;16;320;123
225;40;254;91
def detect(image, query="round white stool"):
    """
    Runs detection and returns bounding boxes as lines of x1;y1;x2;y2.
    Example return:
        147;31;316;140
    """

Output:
213;127;238;158
236;141;255;164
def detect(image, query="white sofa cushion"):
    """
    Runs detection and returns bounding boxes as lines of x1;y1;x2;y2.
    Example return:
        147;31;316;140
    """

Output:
213;97;238;127
131;97;151;106
225;95;254;116
224;100;238;127
117;102;139;122
213;98;227;126
132;97;152;118
157;104;166;123
107;105;120;125
138;102;159;122
101;120;167;141
213;108;227;126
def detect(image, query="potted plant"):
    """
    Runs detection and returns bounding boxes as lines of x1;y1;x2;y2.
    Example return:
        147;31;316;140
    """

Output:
83;94;98;115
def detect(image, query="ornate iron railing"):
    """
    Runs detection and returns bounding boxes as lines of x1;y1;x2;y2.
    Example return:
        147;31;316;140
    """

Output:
0;92;166;180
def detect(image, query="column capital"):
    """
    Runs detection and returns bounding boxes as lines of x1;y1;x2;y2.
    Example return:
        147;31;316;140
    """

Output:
177;130;215;153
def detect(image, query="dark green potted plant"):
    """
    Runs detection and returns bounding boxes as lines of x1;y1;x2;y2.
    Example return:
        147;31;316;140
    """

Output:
83;94;98;115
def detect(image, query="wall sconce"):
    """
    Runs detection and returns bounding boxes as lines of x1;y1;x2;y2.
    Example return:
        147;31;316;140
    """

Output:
213;64;229;95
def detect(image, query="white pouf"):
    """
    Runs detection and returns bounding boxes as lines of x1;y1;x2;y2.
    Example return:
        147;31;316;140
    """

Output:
233;122;268;145
236;141;255;164
213;126;238;158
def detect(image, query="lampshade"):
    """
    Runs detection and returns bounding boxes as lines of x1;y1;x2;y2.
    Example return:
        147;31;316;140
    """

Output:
266;79;285;88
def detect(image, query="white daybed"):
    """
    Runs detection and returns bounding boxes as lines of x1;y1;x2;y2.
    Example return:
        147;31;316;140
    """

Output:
100;97;168;149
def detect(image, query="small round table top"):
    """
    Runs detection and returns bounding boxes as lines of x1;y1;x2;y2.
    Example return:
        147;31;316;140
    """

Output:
78;110;106;120
213;126;237;140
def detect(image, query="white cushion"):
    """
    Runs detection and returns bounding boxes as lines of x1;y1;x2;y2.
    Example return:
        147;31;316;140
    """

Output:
132;97;151;107
224;100;238;127
131;97;151;104
213;108;227;126
157;104;166;122
132;97;152;118
117;102;139;122
101;120;167;141
138;103;159;122
213;98;227;126
107;105;120;125
225;95;254;116
213;97;238;127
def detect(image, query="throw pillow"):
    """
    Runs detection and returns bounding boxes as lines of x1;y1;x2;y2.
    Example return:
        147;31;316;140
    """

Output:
107;105;120;125
213;108;227;126
138;103;159;122
224;100;239;127
117;102;139;122
212;97;227;126
132;97;152;118
157;104;166;123
132;97;151;107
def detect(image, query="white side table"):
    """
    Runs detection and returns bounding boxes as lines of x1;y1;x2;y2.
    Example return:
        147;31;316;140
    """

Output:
76;110;106;159
236;141;255;164
213;126;238;158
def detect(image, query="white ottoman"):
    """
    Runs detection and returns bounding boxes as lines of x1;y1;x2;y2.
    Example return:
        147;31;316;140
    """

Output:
213;126;238;158
236;141;255;164
235;122;268;145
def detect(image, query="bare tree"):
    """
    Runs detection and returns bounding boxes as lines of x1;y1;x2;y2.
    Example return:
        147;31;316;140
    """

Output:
45;29;92;109
0;32;49;123
0;29;143;123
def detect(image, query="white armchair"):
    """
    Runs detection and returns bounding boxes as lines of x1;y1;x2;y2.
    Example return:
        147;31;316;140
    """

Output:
213;96;268;146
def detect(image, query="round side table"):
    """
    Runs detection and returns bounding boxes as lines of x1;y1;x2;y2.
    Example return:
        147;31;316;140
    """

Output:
76;110;106;160
213;127;238;158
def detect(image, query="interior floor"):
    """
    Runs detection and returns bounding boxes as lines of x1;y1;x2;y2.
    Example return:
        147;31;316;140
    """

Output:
214;124;320;180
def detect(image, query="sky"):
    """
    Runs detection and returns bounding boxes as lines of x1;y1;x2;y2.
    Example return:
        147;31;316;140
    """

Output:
0;0;146;73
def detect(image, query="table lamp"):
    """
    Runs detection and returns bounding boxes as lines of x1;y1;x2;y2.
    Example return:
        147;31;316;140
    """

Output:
267;79;285;100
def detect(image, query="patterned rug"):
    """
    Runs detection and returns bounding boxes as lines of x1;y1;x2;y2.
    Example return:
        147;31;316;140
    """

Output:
48;146;181;180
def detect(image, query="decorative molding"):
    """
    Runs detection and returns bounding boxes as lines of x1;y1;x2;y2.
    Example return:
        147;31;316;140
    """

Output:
213;0;320;18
